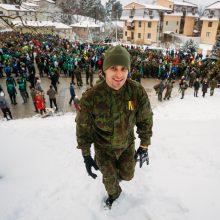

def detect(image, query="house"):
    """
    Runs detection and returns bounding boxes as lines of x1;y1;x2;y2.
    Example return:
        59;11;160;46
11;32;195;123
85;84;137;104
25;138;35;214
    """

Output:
0;3;36;30
158;0;198;37
70;20;101;41
121;1;172;45
121;0;198;45
13;20;72;37
200;1;220;45
0;1;57;31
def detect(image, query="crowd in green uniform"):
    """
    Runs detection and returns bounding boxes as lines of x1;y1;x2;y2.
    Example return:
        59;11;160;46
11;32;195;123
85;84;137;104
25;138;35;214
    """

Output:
0;31;219;119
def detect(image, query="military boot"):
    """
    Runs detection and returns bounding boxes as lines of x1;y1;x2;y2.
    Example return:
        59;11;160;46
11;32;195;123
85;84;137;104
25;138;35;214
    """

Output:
104;186;122;209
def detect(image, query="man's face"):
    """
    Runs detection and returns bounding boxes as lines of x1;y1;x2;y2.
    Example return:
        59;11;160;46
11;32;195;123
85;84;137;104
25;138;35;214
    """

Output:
105;65;128;90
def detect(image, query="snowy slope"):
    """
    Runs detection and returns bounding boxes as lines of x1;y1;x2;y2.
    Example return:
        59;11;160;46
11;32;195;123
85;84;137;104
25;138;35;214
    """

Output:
0;90;220;220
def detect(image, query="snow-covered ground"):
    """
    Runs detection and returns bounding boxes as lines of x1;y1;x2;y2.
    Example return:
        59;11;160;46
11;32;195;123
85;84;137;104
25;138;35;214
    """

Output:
0;89;220;220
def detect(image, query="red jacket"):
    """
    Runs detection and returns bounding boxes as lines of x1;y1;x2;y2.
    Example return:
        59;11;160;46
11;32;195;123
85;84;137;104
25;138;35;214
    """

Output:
35;94;45;110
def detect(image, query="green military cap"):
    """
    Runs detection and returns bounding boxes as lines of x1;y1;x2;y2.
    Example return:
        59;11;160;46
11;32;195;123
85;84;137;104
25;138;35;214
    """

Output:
103;45;130;72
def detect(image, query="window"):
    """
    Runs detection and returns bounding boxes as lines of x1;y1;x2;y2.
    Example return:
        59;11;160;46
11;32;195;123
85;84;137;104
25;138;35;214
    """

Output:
166;21;168;25
138;33;141;38
24;12;27;15
125;31;127;36
206;32;211;37
16;11;19;16
208;22;212;27
148;21;152;28
0;11;3;15
147;33;151;39
176;21;179;25
176;29;178;33
138;21;141;27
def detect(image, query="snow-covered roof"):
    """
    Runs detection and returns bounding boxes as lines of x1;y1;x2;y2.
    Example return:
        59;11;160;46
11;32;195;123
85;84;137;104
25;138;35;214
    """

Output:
70;21;100;28
200;16;219;21
22;2;39;7
0;28;12;32
12;20;71;29
174;1;197;7
125;3;172;11
46;0;55;4
53;22;72;29
165;11;198;17
13;20;54;27
142;4;172;11
0;4;34;11
206;1;220;10
164;31;175;34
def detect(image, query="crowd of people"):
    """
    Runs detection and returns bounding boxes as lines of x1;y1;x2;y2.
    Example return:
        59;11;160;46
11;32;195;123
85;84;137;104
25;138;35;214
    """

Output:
0;32;219;120
153;72;219;102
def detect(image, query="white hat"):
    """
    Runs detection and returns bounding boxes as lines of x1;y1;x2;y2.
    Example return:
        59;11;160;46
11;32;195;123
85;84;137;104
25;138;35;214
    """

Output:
0;91;4;97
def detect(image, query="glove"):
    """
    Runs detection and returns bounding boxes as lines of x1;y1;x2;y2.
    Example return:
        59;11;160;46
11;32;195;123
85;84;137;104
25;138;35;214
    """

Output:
134;145;149;168
83;155;99;179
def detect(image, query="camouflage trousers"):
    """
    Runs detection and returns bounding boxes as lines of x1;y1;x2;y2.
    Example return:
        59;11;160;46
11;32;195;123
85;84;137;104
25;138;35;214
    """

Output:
164;90;172;100
95;145;136;200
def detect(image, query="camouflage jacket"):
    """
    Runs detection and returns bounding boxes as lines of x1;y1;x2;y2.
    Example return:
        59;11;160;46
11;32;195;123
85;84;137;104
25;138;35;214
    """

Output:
76;79;153;156
210;79;218;89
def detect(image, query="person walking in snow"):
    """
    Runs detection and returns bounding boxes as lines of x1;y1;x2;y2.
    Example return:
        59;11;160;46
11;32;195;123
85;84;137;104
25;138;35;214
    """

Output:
180;80;188;99
157;80;166;101
29;86;38;113
47;85;58;110
193;78;200;97
0;88;13;120
164;80;174;100
75;65;83;88
202;79;209;98
35;90;46;115
7;81;17;105
209;78;218;96
17;77;27;103
69;82;76;105
76;45;153;208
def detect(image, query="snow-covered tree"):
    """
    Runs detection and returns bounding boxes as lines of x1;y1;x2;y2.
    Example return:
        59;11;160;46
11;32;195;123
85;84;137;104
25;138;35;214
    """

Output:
212;35;220;57
182;39;198;54
111;1;122;20
58;0;105;22
105;0;122;21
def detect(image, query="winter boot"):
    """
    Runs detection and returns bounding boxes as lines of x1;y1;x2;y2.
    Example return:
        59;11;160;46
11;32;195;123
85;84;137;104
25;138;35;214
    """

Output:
104;186;122;209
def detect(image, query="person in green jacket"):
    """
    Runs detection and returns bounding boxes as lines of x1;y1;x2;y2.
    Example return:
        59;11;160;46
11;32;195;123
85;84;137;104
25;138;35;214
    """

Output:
7;82;17;105
76;45;153;208
18;78;27;103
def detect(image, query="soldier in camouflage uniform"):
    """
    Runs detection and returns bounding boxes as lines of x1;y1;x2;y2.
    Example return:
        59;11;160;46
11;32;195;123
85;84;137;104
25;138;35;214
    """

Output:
209;78;218;96
76;45;153;208
164;80;174;100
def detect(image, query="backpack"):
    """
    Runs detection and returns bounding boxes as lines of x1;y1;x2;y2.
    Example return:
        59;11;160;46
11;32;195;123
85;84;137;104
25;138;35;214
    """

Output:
19;82;25;91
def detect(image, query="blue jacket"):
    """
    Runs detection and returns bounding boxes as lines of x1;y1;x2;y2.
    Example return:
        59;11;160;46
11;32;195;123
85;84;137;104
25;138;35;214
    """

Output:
70;85;75;97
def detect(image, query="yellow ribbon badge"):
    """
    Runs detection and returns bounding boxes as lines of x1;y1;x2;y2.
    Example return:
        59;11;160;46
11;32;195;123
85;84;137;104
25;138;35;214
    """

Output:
128;101;135;110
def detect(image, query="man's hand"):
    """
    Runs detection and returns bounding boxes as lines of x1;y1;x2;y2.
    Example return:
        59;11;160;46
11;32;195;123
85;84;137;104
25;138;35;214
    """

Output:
83;156;99;179
134;145;149;168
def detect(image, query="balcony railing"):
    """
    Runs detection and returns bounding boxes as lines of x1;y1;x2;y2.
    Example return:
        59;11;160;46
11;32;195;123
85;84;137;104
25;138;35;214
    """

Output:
127;26;135;30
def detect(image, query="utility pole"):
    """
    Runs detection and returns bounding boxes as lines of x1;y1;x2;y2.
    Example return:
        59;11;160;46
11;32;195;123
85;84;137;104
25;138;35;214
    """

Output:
115;10;118;44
